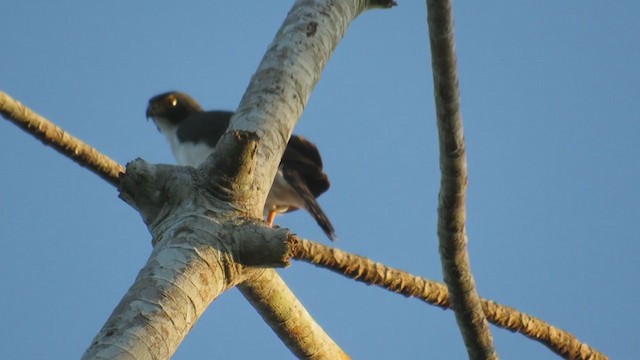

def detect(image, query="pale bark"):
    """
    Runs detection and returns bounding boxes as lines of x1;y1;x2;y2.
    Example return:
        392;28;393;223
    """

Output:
0;93;608;359
219;0;394;356
239;269;350;359
0;0;610;359
224;0;396;213
83;0;396;358
83;157;294;359
1;30;608;360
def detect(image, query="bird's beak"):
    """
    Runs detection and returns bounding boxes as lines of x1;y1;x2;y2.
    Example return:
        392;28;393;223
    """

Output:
145;104;163;132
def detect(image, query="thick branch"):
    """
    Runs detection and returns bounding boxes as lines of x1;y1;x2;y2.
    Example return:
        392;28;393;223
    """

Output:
203;131;261;218
220;0;395;212
293;239;608;360
425;1;498;359
218;0;396;356
1;91;606;359
0;91;124;187
239;269;350;360
82;214;248;359
83;157;299;358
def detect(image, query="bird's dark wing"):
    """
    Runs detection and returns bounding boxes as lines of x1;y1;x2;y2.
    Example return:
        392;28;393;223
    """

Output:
282;135;330;197
282;166;336;240
281;135;334;239
176;111;233;147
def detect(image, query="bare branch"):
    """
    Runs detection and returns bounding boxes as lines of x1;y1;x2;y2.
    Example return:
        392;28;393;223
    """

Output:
0;94;605;359
425;1;498;358
219;0;397;355
82;226;246;359
294;238;450;308
2;90;607;359
84;158;298;358
0;91;124;187
482;301;608;360
220;0;396;213
293;239;608;360
239;269;350;360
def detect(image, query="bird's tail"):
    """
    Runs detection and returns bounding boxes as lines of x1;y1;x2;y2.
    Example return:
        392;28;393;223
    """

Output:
285;171;336;241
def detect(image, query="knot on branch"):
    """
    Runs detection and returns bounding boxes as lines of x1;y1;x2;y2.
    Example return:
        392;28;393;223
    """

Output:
205;130;259;191
199;130;262;216
229;219;298;267
118;159;195;227
118;158;296;268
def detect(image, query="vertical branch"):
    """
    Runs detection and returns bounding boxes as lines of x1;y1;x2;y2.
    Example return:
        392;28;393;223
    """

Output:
426;1;498;359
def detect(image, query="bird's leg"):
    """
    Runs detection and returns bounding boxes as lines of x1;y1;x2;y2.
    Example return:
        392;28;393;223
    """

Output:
266;208;277;227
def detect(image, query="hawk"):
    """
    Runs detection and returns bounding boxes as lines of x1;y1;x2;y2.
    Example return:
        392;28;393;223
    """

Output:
146;91;336;240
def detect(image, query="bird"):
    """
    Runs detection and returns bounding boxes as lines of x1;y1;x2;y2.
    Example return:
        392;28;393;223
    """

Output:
146;91;336;240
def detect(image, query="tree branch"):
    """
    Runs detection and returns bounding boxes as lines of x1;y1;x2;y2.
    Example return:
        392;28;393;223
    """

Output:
0;2;608;359
239;269;350;360
1;82;609;360
0;91;124;187
218;1;396;356
293;239;608;360
83;157;300;359
220;0;395;213
425;1;498;359
3;2;400;358
1;78;608;360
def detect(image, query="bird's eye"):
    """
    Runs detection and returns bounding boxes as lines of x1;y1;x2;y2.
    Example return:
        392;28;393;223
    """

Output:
166;96;178;107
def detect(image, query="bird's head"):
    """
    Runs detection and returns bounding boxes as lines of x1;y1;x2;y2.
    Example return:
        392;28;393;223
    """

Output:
146;91;204;132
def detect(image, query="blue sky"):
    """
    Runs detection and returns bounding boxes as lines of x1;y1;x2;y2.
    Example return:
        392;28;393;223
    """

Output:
1;1;638;359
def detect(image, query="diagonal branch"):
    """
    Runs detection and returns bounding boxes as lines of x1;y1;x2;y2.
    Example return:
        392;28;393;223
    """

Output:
293;239;608;360
1;84;608;359
239;268;350;360
0;91;123;187
217;1;396;357
0;4;608;360
219;0;397;214
426;1;497;359
1;91;345;358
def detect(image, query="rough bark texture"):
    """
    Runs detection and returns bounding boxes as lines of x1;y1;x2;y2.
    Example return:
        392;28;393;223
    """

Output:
83;158;295;359
0;3;606;352
224;0;395;356
224;0;388;213
295;239;451;307
83;0;398;358
425;1;498;359
0;91;123;186
1;97;608;360
294;239;608;360
0;1;610;359
239;269;350;360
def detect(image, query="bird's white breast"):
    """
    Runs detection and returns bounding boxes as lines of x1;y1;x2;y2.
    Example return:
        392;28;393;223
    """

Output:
158;123;214;167
173;141;214;167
